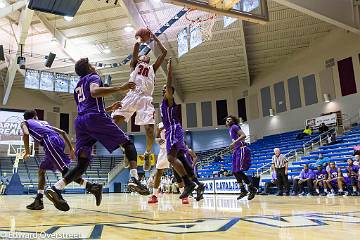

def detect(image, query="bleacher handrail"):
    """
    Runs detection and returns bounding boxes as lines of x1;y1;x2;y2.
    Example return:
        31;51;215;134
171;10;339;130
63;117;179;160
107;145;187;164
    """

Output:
108;160;125;184
302;127;336;154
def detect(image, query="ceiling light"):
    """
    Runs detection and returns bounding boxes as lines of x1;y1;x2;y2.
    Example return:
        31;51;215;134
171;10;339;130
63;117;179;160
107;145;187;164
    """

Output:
0;2;6;8
64;16;74;21
124;25;134;33
152;0;162;3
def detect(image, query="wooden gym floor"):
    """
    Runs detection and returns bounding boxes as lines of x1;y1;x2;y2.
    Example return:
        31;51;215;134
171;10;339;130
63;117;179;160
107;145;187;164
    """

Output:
0;193;359;239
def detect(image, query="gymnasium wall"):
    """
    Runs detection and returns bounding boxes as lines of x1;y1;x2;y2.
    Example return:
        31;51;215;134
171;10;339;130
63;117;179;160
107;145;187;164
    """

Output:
148;28;360;141
246;29;360;139
0;86;77;135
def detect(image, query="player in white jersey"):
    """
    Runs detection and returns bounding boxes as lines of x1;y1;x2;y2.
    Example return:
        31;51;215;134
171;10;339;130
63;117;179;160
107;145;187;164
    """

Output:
112;31;167;171
148;122;170;204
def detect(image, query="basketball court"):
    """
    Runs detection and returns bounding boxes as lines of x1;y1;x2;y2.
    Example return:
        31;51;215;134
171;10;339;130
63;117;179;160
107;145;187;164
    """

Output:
1;194;359;239
1;0;360;239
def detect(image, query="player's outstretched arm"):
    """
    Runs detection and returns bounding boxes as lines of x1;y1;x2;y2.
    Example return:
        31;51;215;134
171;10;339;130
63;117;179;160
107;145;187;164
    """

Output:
130;42;140;70
152;32;167;72
50;126;75;159
90;82;136;98
105;101;122;112
21;123;31;159
164;58;173;104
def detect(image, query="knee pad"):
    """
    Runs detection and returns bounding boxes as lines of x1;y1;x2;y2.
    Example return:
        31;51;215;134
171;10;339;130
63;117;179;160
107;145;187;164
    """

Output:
123;140;137;162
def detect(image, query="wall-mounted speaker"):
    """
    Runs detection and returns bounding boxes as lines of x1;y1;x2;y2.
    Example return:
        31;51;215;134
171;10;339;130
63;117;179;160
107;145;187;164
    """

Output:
45;52;56;68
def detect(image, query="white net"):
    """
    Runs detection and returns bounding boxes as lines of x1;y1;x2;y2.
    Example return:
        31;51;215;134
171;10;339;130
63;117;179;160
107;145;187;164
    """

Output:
185;10;216;42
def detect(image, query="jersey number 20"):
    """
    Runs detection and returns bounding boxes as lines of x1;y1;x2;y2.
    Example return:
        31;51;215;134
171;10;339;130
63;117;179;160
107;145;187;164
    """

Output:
138;65;149;77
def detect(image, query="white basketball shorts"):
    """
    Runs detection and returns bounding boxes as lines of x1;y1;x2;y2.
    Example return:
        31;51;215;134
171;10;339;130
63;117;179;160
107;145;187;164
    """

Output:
156;148;169;169
111;93;155;125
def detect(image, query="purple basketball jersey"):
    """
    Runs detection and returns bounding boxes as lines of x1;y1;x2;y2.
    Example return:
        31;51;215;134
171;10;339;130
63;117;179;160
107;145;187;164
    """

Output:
160;98;186;153
347;165;360;176
25;119;58;144
228;124;246;148
74;73;105;115
315;169;327;180
329;168;339;179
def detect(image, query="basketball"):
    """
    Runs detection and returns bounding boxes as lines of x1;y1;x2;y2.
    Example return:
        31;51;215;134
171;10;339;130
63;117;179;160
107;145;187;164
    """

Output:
135;28;151;42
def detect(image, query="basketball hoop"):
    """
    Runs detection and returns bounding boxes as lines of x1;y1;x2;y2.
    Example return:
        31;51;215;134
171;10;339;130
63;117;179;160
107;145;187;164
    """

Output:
185;9;216;41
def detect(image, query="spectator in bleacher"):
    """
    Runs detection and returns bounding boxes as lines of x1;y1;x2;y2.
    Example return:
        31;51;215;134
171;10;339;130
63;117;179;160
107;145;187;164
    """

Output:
325;162;345;196
353;155;359;166
318;123;329;134
296;126;313;140
292;164;315;196
325;132;338;146
346;159;359;196
354;145;360;156
310;153;330;170
219;165;229;177
0;173;9;195
261;171;277;195
313;165;328;196
271;148;289;196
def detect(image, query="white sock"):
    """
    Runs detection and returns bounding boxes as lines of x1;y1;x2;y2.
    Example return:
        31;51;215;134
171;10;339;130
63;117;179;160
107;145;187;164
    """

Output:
81;179;88;187
38;190;44;195
54;179;66;190
331;189;335;193
153;188;158;196
353;186;357;192
325;189;328;193
339;189;343;192
316;189;320;194
130;169;139;180
180;187;184;194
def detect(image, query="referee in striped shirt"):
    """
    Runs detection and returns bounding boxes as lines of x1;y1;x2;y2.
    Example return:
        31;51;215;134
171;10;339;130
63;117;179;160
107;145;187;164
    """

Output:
271;148;289;196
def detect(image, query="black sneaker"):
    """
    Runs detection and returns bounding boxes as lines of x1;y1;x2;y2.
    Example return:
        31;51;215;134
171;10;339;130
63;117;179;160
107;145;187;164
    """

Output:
285;192;290;196
179;181;196;199
195;183;205;201
26;195;44;210
87;183;103;206
45;186;70;212
276;192;283;196
128;177;150;195
237;191;248;200
143;152;151;171
248;187;257;200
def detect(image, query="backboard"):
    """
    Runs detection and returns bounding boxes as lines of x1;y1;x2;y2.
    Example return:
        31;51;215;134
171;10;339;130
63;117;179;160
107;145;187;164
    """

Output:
166;0;269;24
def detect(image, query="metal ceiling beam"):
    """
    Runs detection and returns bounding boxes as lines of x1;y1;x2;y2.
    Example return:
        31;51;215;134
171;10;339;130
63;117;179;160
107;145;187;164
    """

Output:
273;0;360;35
36;13;79;62
121;0;184;102
0;0;26;19
3;6;33;105
238;20;250;86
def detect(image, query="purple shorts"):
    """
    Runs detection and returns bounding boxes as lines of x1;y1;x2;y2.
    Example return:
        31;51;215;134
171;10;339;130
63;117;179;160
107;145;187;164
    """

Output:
75;113;129;158
232;146;251;172
165;124;186;154
40;134;71;172
329;178;338;187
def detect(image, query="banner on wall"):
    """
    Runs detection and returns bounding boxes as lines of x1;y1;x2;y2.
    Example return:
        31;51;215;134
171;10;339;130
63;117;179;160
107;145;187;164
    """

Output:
136;153;156;166
305;113;337;128
200;178;240;194
0;110;24;145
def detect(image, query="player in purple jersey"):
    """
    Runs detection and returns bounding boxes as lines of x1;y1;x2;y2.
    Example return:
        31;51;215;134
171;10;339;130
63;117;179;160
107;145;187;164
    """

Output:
346;159;359;195
160;58;196;199
45;58;149;212
226;116;257;200
325;162;345;196
21;110;101;210
313;165;328;196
